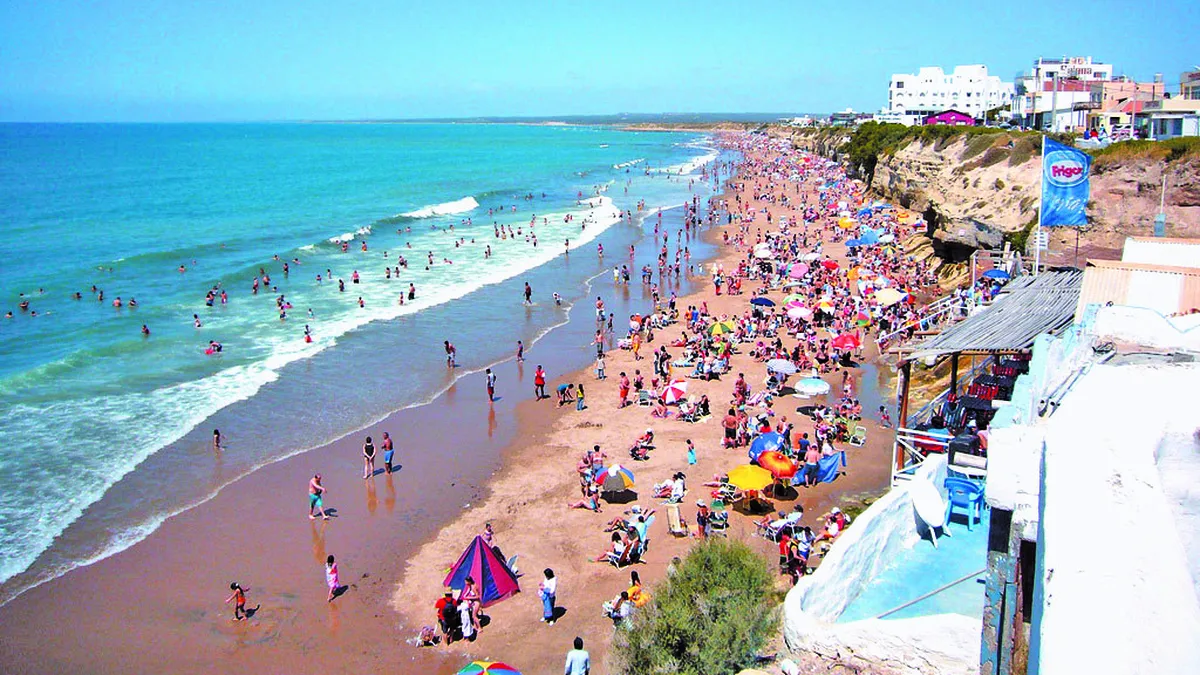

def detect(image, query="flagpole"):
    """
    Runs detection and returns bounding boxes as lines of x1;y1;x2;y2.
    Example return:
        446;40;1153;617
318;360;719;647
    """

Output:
1034;135;1044;277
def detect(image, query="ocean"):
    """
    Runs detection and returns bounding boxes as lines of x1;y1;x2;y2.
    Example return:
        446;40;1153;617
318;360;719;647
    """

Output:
0;122;730;603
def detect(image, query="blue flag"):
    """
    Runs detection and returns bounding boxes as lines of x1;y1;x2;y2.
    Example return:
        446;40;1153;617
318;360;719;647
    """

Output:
1040;137;1092;226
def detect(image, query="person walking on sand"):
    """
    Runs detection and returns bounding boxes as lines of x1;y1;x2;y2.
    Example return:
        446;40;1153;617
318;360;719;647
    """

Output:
225;582;250;621
539;568;558;625
618;372;630;408
309;474;329;520
362;436;376;479
565;636;590;675
382;431;395;474
486;368;497;401
534;365;547;400
325;555;340;602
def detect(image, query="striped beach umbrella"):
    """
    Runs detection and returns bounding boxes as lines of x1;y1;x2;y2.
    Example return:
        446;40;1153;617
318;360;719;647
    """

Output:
457;662;522;675
660;379;688;405
709;320;736;336
783;293;806;305
596;464;636;491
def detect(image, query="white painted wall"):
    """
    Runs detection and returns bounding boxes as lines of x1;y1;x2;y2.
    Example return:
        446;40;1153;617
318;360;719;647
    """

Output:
1122;238;1200;269
1091;305;1200;351
1037;363;1200;675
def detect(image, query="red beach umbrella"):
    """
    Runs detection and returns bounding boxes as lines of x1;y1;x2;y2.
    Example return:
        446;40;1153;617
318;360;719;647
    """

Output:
758;451;798;478
831;334;861;350
821;260;840;271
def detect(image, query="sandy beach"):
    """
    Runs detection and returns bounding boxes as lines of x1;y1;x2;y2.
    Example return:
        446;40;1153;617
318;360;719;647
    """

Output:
0;134;898;675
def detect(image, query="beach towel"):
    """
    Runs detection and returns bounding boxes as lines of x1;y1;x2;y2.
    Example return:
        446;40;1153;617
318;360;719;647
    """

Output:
818;451;847;484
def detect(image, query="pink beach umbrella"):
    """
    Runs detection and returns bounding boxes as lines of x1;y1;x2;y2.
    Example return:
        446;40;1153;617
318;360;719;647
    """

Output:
788;264;809;279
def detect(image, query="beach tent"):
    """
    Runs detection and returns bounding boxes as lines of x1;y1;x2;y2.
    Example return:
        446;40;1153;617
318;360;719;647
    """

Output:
443;535;520;608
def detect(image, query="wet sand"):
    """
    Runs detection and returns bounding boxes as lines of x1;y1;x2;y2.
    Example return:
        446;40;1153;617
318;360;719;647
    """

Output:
0;138;894;675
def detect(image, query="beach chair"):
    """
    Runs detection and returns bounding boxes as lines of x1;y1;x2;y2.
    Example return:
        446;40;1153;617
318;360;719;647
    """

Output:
708;510;729;537
607;545;633;568
637;389;653;406
666;503;689;537
848;422;866;447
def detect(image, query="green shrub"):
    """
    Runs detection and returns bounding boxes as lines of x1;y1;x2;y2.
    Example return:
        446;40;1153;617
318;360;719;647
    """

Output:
1006;217;1039;252
1008;136;1039;166
961;133;998;161
980;146;1010;167
613;539;778;675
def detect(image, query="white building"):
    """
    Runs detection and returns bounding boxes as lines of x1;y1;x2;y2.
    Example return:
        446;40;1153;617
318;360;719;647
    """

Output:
1012;56;1115;131
883;65;1014;126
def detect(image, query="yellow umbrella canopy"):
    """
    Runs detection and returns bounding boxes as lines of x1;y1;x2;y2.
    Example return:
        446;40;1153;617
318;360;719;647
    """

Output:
727;464;775;491
837;217;856;230
709;320;737;335
874;287;907;307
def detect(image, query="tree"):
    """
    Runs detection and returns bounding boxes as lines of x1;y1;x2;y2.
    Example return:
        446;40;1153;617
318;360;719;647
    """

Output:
613;539;777;675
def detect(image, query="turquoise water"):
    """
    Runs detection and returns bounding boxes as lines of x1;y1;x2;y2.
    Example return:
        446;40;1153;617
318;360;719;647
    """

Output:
837;508;990;622
0;122;726;600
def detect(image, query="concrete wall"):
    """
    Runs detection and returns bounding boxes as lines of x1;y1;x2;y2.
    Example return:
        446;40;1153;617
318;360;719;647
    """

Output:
1091;305;1200;351
1035;363;1200;675
781;456;980;674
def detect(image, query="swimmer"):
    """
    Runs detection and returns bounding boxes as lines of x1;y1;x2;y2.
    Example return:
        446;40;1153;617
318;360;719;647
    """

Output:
141;324;150;336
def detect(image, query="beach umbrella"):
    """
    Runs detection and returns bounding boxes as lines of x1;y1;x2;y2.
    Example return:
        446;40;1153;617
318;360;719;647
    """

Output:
457;662;522;675
795;376;831;397
709;320;737;336
787;265;807;279
783;293;805;305
817;300;834;313
596;464;635;491
749;432;785;461
855;310;872;326
801;252;821;262
787;306;813;320
821;260;840;271
845;238;863;248
750;297;775;307
831;334;861;350
837;217;856;230
728;464;775;492
660;379;688;405
752;248;773;259
766;359;797;375
758;451;798;479
982;269;1011;280
874;287;907;307
879;233;896;244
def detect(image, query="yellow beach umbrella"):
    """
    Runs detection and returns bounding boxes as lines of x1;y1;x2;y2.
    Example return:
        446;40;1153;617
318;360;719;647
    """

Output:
837;217;856;230
727;464;774;492
874;287;907;307
709;320;737;336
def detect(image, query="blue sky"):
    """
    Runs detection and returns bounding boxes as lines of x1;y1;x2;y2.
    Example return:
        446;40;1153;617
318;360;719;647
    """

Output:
1;0;1196;122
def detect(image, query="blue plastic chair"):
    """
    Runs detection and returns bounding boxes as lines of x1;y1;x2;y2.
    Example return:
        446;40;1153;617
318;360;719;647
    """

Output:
943;477;985;531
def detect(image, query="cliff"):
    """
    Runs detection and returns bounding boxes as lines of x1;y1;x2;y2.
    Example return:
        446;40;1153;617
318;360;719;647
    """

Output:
786;127;1200;265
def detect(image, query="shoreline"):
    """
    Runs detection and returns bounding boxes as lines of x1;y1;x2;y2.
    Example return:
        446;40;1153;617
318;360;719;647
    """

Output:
0;136;897;675
0;185;730;675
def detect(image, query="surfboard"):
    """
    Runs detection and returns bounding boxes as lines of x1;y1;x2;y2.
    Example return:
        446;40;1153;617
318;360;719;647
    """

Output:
910;478;946;529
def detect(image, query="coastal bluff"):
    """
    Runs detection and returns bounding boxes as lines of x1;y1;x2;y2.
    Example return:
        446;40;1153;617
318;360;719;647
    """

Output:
784;127;1200;263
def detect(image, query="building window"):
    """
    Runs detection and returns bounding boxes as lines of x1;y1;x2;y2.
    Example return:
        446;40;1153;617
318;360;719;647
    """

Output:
896;81;905;89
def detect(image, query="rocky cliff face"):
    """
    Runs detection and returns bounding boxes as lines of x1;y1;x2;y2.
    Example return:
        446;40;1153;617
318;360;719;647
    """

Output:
789;129;1200;264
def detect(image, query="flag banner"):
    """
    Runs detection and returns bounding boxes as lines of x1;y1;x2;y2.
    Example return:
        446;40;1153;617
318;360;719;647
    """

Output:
1040;137;1092;226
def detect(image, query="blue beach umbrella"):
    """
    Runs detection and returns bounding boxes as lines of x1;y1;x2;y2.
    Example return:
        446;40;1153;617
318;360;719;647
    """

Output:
982;269;1011;280
749;432;785;461
750;297;775;307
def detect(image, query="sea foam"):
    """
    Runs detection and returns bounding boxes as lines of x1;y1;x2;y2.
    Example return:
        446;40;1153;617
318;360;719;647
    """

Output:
400;196;480;219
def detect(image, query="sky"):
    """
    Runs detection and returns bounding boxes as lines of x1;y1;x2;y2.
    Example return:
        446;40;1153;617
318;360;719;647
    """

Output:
0;0;1196;122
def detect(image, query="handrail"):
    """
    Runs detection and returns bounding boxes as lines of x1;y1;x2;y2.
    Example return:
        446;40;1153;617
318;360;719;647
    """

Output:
873;567;988;619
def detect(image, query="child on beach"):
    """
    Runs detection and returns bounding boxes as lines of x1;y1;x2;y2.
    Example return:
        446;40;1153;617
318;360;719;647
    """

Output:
225;582;249;621
576;383;586;411
325;555;340;602
595;352;606;380
879;405;892;428
382;432;395;474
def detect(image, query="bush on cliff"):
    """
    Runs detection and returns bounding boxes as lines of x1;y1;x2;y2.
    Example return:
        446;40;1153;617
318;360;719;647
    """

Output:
613;539;777;675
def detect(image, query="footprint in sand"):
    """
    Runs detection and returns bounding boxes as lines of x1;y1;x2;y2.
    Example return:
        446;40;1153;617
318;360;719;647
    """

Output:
208;593;300;649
